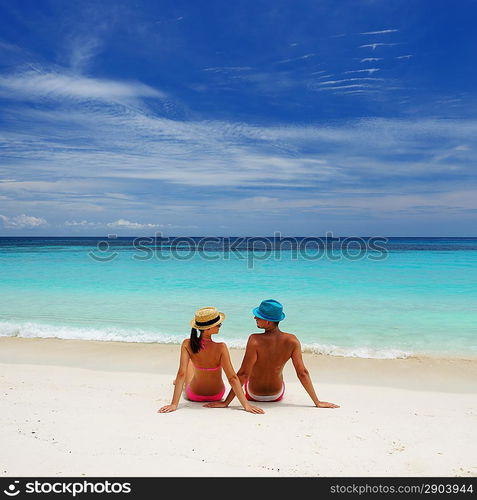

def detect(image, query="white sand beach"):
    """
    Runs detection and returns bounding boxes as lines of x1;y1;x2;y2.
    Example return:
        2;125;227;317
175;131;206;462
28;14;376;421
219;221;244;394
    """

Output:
1;336;476;477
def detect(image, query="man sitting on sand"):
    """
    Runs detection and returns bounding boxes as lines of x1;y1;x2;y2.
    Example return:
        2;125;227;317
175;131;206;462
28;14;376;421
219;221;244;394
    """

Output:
205;299;339;409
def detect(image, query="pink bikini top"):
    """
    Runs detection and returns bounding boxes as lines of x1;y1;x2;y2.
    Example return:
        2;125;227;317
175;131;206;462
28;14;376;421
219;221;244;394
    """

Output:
193;339;221;371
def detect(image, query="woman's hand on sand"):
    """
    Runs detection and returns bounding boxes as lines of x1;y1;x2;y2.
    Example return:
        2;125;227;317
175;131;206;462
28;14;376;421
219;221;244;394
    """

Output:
316;401;340;408
203;401;229;408
158;404;178;413
244;404;265;414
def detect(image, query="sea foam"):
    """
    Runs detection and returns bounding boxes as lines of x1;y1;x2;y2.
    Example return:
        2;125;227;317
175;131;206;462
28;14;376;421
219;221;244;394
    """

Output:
0;321;183;345
0;320;410;359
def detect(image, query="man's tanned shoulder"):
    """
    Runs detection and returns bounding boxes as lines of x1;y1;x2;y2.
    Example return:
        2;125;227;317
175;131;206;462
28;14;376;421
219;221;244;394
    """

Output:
284;333;300;346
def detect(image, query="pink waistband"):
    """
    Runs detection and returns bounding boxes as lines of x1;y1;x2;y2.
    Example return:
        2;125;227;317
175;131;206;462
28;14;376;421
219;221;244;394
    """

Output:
185;385;225;402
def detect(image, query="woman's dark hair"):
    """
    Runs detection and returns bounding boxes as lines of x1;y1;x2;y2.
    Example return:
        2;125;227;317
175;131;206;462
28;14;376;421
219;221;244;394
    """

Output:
190;327;203;353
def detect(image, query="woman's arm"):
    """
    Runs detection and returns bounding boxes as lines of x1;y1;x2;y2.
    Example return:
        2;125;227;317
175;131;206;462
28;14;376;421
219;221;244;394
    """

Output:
158;340;190;413
204;335;258;408
219;344;264;414
291;340;340;408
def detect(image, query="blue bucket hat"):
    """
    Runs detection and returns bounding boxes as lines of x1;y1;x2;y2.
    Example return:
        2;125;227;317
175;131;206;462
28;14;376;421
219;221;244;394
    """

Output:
253;299;285;322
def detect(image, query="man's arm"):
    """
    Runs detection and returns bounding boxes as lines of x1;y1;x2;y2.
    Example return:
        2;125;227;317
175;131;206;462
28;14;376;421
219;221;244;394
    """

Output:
291;338;340;408
204;335;258;408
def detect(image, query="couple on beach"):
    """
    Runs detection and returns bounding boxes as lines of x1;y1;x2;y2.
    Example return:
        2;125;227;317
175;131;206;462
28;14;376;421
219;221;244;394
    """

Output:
158;299;340;414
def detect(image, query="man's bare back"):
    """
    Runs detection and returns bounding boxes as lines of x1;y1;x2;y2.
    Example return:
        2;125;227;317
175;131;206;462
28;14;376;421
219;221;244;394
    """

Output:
245;330;299;395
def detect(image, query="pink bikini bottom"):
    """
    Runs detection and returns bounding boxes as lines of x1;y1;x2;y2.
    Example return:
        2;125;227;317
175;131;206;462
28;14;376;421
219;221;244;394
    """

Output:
185;384;226;402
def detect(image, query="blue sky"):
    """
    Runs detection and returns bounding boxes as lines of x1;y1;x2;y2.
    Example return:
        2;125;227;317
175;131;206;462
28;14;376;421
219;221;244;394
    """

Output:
0;0;476;236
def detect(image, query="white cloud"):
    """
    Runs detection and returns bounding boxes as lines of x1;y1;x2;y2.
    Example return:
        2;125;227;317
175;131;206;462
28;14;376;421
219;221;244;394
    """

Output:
68;36;103;73
106;219;161;230
360;29;399;35
0;40;23;52
62;219;198;230
343;68;380;75
0;214;48;228
360;58;383;63
207;189;477;216
1;77;476;228
0;70;165;103
317;78;383;85
313;84;373;91
3;103;477;191
202;66;253;72
275;53;316;64
64;220;103;227
359;43;398;50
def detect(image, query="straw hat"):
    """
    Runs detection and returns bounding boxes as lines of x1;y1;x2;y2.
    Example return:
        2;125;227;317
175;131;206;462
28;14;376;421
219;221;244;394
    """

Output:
190;306;225;330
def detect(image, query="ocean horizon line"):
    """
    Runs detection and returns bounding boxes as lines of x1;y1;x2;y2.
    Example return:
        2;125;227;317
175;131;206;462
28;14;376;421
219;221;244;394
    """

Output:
1;235;477;239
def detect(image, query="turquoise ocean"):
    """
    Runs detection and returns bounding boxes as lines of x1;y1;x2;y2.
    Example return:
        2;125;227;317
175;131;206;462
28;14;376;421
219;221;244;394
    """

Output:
1;237;476;359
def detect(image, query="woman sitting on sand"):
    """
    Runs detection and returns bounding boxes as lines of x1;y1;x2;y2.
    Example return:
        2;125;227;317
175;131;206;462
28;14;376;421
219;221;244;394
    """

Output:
158;307;264;414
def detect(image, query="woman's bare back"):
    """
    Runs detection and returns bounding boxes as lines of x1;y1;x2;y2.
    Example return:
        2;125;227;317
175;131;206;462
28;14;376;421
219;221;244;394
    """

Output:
185;339;225;395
